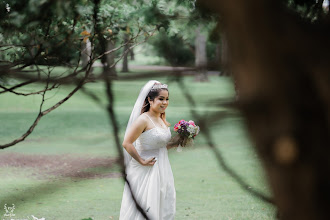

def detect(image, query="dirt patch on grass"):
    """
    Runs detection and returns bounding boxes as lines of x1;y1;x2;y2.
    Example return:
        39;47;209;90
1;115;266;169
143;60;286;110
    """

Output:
0;152;122;180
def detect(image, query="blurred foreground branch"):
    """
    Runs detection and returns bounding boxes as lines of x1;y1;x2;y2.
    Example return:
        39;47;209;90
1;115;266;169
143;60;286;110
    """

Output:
198;0;330;219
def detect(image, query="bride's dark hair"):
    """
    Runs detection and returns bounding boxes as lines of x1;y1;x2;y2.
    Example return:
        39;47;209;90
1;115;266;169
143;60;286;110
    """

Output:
141;84;171;127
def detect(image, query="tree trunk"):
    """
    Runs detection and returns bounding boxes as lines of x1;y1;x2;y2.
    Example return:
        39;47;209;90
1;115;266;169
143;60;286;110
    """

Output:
195;25;209;82
215;43;221;70
105;39;117;77
220;32;230;76
122;33;129;72
199;0;330;219
130;47;135;61
81;38;93;73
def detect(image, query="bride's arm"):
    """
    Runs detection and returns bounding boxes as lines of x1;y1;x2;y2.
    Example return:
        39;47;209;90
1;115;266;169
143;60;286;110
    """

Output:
166;134;180;150
122;116;156;166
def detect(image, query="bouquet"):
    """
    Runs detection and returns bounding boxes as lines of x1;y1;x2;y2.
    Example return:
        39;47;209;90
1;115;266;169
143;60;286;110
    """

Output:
173;119;200;152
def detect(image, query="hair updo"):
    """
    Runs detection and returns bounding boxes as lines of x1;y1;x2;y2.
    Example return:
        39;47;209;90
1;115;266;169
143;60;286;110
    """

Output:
141;83;170;126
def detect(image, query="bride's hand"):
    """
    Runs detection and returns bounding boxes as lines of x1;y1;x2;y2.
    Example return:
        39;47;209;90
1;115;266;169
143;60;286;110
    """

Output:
140;157;156;166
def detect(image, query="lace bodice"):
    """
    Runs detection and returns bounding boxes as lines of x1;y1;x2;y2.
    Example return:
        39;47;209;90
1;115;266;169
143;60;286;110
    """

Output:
135;127;171;151
135;114;171;151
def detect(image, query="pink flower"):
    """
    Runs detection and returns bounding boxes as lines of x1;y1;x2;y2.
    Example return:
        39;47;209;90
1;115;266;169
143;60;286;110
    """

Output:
188;120;195;126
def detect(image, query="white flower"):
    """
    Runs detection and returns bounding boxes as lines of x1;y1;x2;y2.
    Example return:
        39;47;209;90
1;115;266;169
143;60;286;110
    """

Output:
187;126;194;134
6;3;10;12
195;126;200;135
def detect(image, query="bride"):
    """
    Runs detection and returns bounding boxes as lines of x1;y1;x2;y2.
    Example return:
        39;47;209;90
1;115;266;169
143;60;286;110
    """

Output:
119;80;179;220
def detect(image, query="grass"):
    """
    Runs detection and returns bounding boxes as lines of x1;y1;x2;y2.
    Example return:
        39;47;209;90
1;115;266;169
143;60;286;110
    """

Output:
0;68;276;220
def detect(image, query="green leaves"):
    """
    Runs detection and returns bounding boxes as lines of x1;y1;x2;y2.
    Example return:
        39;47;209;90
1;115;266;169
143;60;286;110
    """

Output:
0;0;217;66
285;0;327;22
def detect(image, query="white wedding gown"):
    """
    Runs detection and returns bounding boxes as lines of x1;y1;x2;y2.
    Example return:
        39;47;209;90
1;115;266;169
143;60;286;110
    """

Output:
119;115;176;220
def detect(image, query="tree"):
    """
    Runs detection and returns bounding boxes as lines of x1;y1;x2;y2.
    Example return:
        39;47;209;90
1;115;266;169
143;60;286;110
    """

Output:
122;30;130;72
0;0;156;148
194;25;208;81
198;0;330;219
145;0;219;80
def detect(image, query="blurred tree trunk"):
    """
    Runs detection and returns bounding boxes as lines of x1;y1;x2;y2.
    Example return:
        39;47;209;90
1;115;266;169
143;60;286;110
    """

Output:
215;43;221;68
81;38;93;73
220;32;230;76
210;42;222;72
105;39;117;77
122;33;129;72
199;0;330;219
195;25;209;82
130;47;135;61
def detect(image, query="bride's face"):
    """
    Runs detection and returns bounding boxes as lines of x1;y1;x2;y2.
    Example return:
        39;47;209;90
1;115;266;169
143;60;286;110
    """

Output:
150;90;169;113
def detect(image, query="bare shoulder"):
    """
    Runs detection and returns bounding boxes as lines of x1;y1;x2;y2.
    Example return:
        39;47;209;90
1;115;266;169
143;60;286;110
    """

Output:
132;113;148;128
123;113;149;144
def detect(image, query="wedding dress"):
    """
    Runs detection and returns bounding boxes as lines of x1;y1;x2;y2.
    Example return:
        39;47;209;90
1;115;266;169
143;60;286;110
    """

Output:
119;114;176;220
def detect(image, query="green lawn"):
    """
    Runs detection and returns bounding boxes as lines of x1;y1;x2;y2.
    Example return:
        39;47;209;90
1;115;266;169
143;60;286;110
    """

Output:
0;69;276;219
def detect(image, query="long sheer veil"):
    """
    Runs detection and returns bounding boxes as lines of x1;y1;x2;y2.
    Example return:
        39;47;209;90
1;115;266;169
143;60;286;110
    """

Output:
123;80;160;169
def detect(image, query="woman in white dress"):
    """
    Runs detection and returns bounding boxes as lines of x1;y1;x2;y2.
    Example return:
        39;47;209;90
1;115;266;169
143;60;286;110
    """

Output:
119;80;178;220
